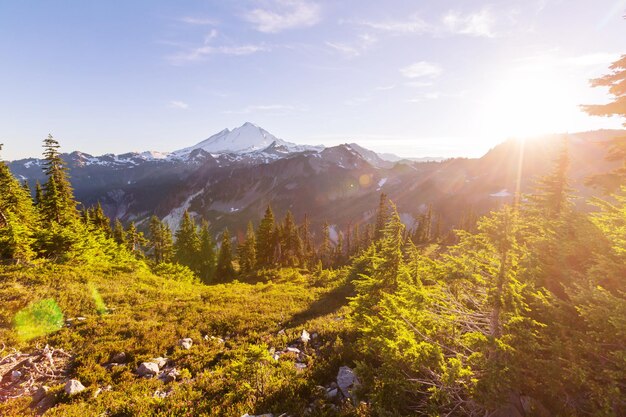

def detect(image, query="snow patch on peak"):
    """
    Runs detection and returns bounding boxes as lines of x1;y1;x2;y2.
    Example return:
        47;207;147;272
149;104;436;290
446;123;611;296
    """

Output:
490;189;512;197
172;123;322;159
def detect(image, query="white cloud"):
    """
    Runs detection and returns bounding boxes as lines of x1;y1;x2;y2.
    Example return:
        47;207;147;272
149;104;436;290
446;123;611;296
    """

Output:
405;80;434;88
400;61;442;78
358;8;497;38
178;17;219;25
359;14;430;34
442;9;496;38
170;100;189;109
326;34;377;58
169;44;268;64
244;0;321;33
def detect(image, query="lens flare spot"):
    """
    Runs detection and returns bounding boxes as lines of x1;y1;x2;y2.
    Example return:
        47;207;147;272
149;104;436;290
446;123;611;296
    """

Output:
359;174;372;187
89;282;107;315
13;298;64;341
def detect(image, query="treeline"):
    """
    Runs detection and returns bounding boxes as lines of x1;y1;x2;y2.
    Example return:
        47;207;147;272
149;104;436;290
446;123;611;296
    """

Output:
0;136;138;268
0;135;447;280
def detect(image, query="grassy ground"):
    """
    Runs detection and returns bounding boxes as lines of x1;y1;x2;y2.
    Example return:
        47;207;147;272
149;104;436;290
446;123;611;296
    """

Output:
0;264;360;416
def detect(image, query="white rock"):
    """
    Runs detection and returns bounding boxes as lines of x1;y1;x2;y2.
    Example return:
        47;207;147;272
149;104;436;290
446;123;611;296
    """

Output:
179;338;193;350
295;362;307;370
137;362;160;377
11;370;22;381
64;379;86;396
300;329;310;344
151;357;168;368
337;366;360;399
286;347;300;354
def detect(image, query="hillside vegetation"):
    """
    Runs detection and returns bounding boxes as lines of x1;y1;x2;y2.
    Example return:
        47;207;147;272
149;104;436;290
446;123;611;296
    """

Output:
1;56;626;416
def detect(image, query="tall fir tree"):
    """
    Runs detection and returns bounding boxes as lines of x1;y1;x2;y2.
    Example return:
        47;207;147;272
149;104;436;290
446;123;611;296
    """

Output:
374;192;389;241
0;144;37;262
198;220;217;283
113;218;126;245
238;221;256;273
215;228;235;282
149;215;173;264
174;210;200;272
256;205;275;267
40;134;78;225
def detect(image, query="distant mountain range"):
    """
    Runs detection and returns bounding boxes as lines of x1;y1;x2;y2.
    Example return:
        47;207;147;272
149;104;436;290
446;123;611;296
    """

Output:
6;123;623;239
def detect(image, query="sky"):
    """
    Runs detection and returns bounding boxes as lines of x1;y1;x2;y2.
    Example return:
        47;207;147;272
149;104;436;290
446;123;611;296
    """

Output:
1;0;625;160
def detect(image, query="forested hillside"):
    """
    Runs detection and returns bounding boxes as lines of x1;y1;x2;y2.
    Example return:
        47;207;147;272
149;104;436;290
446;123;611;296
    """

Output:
1;58;625;417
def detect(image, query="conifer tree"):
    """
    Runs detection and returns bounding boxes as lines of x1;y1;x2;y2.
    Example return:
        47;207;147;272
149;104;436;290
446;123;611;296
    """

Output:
34;181;43;207
198;220;216;283
88;202;111;236
281;210;303;266
149;215;173;264
238;221;256;273
174;210;200;271
530;137;573;219
300;213;313;266
374;193;389;241
256;205;275;267
113;218;126;245
319;221;332;267
0;144;37;262
40;134;78;224
582;54;626;191
216;228;235;282
125;222;146;256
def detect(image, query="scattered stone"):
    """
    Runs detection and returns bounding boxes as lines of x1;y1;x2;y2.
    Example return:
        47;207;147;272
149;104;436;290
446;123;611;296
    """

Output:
294;362;307;370
285;347;300;354
137;362;160;377
277;329;286;336
153;390;169;399
151;357;168;368
110;352;127;363
11;370;22;381
76;317;87;322
158;368;180;383
64;379;86;396
311;332;318;339
179;338;193;350
337;366;360;400
33;392;57;411
93;388;102;398
300;329;310;344
31;386;49;404
103;362;125;370
272;352;282;361
326;388;339;400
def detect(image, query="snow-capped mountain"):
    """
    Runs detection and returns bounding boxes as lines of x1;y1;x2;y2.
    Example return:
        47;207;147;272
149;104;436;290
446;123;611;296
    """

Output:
171;122;322;158
7;125;621;239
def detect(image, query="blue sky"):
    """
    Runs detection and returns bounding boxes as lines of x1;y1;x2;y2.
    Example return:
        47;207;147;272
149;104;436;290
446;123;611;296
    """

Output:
1;0;625;160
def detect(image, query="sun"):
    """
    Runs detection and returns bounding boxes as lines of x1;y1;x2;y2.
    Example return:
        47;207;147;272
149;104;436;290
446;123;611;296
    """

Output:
477;63;577;140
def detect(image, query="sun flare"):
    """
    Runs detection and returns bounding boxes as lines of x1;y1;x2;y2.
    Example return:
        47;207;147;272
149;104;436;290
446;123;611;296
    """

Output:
479;64;577;140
